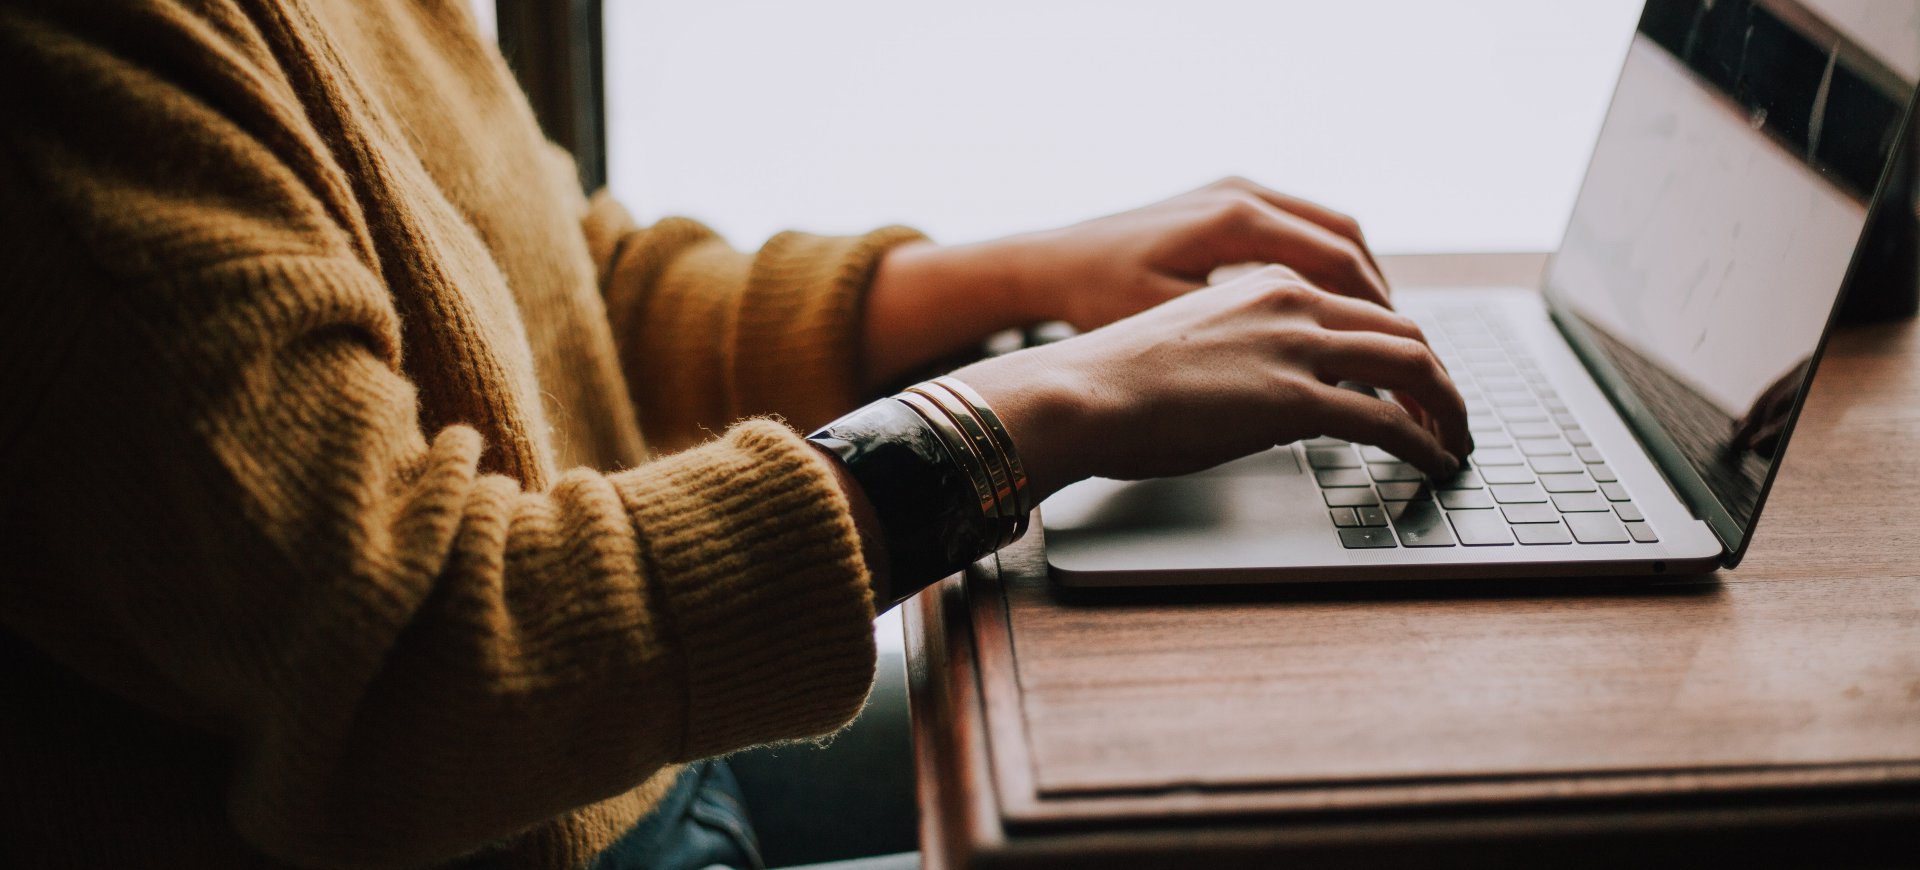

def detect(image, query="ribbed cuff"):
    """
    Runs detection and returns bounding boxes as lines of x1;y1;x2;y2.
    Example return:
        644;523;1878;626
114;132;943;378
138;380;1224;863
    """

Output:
611;419;878;758
732;226;928;431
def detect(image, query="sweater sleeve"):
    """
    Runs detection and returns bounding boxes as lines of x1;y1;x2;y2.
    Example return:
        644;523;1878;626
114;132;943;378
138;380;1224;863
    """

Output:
581;191;927;452
0;3;875;867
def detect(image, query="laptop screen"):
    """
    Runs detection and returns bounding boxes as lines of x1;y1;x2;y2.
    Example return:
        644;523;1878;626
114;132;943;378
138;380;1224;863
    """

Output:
1543;0;1919;562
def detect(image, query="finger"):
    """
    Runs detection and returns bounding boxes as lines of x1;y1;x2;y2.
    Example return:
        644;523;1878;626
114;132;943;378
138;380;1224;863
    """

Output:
1302;382;1459;477
1216;177;1389;285
1205;198;1392;309
1311;332;1472;460
1293;284;1431;347
1285;284;1460;385
1209;261;1299;286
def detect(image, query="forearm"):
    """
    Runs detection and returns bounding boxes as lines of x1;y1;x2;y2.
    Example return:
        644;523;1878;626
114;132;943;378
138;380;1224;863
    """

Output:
861;238;1049;391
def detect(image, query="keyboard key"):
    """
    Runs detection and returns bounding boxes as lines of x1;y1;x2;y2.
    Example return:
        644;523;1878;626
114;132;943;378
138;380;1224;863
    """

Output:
1471;448;1525;466
1356;506;1390;527
1576;446;1606;464
1514;522;1574;545
1434;470;1485;490
1565;512;1630;543
1307;446;1361;469
1564;428;1592;446
1471;433;1513;449
1508;420;1559;438
1491;483;1549;503
1368;462;1424;482
1377;482;1429;501
1448;509;1516;546
1489;390;1535;407
1529;454;1583;474
1315;468;1373;488
1330;508;1361;528
1502;503;1562;523
1614;502;1644;522
1359;445;1399;463
1553;412;1582;428
1388;500;1457;547
1599;482;1630;501
1625;521;1659;543
1305;437;1350;447
1589;463;1619;482
1518;437;1571;456
1551;491;1611;512
1539;472;1597;493
1324;489;1380;507
1498;405;1550;423
1438;489;1495;510
1468;416;1506;434
1338;527;1398;549
1479;465;1536;485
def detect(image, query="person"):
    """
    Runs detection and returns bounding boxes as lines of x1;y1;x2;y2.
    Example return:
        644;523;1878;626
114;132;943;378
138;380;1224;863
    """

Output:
0;0;1470;867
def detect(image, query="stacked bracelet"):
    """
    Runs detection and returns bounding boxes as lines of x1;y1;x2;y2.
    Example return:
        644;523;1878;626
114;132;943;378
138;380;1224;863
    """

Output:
806;377;1032;600
904;377;1032;547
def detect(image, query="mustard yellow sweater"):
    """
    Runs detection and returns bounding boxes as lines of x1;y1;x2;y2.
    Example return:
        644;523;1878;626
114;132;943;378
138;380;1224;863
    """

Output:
0;0;922;866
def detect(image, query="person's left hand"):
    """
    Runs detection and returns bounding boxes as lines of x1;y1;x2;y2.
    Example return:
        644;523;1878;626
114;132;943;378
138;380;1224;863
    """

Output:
998;176;1391;330
863;177;1391;389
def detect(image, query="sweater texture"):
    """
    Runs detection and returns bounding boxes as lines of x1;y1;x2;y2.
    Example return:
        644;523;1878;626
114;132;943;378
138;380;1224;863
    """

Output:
0;0;922;866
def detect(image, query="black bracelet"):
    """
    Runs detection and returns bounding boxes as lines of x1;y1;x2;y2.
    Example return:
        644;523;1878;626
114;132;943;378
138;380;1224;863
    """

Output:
807;398;996;601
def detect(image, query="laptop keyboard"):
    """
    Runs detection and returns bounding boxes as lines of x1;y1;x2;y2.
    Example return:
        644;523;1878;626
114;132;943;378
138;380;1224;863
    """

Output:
1311;305;1657;549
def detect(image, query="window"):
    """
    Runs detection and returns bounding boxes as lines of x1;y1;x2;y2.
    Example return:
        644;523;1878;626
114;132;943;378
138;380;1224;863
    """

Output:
603;2;1643;253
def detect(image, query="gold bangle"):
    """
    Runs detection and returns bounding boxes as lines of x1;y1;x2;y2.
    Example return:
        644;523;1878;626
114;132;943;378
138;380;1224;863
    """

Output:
894;391;1000;526
920;380;1025;543
932;376;1032;519
902;386;1018;550
905;385;1014;517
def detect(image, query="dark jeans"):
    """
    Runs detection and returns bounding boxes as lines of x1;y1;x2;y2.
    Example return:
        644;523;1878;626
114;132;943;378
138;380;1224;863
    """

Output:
590;647;919;870
588;760;762;870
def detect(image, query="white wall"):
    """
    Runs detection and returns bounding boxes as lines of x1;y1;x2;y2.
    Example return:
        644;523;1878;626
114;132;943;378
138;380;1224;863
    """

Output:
605;1;1643;254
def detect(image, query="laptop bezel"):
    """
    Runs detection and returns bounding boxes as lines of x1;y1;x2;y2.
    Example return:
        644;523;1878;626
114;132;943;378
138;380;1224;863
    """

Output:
1536;21;1920;568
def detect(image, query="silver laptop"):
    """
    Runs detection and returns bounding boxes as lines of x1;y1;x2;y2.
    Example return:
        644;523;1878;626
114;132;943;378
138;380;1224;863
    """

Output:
1043;0;1920;586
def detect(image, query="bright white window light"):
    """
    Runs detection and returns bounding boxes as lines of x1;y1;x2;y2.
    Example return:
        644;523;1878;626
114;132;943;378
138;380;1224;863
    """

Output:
606;1;1642;254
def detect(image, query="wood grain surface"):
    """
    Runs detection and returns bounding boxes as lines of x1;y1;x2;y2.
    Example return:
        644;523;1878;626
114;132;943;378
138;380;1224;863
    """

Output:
907;253;1920;868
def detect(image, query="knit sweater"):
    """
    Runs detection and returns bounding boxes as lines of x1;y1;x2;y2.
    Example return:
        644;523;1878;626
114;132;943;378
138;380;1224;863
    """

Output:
0;0;923;866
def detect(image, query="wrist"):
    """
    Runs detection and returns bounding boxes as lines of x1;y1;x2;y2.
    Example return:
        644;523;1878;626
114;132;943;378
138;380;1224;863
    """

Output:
950;351;1097;503
888;235;1056;326
863;240;1032;391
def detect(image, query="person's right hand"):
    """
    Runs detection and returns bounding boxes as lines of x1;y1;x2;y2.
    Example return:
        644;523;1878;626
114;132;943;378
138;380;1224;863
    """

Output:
953;266;1472;502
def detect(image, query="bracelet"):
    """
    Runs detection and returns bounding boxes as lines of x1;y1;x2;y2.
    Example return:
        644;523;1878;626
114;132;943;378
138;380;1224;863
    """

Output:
900;386;1018;549
805;378;1032;601
930;376;1032;530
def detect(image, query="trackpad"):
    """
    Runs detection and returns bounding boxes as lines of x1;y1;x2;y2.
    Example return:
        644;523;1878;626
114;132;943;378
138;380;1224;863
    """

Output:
1042;447;1301;535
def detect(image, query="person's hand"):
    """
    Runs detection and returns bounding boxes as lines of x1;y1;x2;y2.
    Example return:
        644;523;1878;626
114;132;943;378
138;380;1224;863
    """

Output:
998;176;1393;331
861;178;1391;390
951;266;1470;503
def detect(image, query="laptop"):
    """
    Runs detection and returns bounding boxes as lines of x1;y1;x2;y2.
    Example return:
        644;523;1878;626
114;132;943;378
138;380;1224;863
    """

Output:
1042;0;1920;586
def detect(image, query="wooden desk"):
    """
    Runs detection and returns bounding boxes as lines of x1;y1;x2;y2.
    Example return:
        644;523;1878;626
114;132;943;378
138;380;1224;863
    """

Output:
904;253;1920;868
